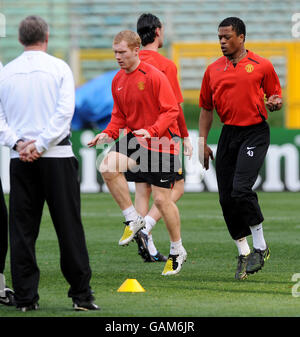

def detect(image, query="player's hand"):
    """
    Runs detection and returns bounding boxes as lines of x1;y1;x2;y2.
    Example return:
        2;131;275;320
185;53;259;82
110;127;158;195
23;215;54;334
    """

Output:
183;137;193;160
201;144;214;170
15;139;35;153
88;133;112;147
266;95;282;112
133;129;151;139
19;143;42;162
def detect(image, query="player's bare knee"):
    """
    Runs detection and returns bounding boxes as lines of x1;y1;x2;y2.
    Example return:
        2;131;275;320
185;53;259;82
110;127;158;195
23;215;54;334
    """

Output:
99;157;110;175
153;195;168;211
102;171;119;183
99;153;119;174
99;158;119;181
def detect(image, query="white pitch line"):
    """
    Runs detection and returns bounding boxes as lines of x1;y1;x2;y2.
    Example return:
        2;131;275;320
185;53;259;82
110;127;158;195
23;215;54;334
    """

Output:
79;212;299;222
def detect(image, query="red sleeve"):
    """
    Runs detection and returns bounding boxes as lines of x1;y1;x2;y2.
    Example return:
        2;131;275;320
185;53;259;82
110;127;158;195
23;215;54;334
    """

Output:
177;104;189;138
102;80;126;139
262;60;282;99
199;67;213;110
146;71;179;138
164;61;187;136
164;62;184;104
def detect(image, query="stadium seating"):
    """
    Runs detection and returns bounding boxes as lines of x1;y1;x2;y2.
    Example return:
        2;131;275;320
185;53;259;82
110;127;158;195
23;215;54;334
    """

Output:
0;0;298;91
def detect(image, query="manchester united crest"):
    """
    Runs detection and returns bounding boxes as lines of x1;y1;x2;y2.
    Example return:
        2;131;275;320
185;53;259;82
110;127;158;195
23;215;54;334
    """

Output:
137;81;145;90
245;64;254;73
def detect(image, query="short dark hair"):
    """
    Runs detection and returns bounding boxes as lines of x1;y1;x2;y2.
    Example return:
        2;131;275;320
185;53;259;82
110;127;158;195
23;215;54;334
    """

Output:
19;15;48;46
137;13;162;46
218;17;246;40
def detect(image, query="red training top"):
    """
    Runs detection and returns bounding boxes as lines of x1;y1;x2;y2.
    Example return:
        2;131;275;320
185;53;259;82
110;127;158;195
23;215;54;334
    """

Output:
103;61;180;154
139;50;189;138
199;50;282;126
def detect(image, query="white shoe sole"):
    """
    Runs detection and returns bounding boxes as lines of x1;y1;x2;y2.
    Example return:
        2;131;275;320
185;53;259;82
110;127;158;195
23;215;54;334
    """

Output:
119;216;145;246
162;250;187;276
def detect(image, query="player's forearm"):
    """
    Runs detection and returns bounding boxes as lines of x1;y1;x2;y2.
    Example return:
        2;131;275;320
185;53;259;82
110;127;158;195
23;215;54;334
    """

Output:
0;108;18;149
199;108;213;144
102;107;127;140
177;104;189;138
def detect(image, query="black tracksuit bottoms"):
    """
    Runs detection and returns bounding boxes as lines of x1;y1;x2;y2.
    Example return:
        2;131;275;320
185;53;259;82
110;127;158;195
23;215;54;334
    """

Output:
9;157;92;306
215;121;270;240
0;178;8;274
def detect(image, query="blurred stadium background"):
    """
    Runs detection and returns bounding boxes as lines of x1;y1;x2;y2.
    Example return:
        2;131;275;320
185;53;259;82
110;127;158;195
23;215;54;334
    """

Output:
0;0;300;193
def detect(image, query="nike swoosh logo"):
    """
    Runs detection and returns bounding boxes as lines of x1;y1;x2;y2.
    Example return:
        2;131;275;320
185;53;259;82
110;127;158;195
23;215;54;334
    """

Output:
247;146;256;150
117;87;123;91
160;179;169;183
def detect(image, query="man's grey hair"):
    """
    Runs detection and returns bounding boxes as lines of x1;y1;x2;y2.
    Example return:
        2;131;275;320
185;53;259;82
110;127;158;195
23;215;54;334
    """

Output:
19;15;49;46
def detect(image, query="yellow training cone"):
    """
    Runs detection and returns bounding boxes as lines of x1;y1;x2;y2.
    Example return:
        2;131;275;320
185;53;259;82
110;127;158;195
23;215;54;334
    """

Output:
117;279;146;292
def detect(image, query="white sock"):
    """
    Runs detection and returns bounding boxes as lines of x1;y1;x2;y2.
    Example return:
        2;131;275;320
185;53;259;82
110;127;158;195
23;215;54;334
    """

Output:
0;273;5;297
122;205;138;223
147;234;158;256
142;215;157;235
170;239;183;255
234;237;251;256
250;223;267;250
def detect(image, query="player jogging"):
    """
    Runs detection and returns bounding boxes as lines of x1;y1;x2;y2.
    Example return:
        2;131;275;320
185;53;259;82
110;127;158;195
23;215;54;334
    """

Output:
88;30;187;276
199;17;282;280
125;13;192;263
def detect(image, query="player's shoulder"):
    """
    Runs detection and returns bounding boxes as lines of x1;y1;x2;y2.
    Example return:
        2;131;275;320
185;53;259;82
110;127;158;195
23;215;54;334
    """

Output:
246;50;273;67
140;50;176;72
31;52;72;74
140;61;163;75
45;53;72;72
112;69;124;85
153;52;177;72
140;49;170;62
1;54;22;69
0;52;73;84
205;56;226;73
0;54;23;82
153;51;175;66
161;55;177;73
113;69;123;79
140;61;170;83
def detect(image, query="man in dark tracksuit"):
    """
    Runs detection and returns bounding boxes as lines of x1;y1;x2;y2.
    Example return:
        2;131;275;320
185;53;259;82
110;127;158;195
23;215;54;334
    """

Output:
0;59;15;306
0;177;15;306
0;178;7;275
199;17;282;280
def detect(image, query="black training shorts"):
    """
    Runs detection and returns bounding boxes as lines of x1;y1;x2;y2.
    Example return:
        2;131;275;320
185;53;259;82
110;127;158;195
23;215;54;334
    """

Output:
110;132;181;189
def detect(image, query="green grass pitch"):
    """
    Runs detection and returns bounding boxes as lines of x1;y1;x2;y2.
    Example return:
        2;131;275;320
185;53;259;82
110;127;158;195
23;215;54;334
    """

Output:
1;192;300;317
